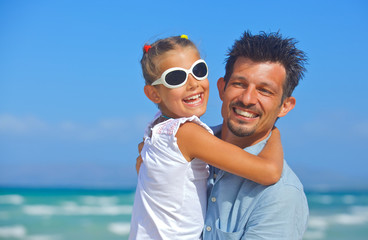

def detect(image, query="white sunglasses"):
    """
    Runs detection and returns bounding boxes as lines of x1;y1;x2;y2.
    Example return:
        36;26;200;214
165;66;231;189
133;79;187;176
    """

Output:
151;59;208;89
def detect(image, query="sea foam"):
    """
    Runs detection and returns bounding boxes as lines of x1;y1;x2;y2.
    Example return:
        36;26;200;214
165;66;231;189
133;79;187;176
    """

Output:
307;216;329;230
303;230;325;240
307;205;368;230
342;194;356;204
334;213;367;225
108;222;130;236
23;204;133;216
81;196;119;205
305;207;368;239
318;195;333;205
0;194;24;205
0;225;26;238
24;235;62;240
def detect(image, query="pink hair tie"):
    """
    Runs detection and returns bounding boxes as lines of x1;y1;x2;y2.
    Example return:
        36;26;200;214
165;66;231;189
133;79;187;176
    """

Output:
143;45;152;53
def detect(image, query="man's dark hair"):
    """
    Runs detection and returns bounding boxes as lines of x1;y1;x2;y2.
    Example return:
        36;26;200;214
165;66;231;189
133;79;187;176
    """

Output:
224;31;307;101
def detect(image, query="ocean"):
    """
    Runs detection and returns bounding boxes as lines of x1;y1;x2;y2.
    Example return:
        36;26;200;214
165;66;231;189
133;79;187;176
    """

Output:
1;188;368;240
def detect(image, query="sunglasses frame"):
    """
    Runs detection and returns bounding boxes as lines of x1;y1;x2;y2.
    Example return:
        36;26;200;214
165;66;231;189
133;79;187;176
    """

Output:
151;59;208;89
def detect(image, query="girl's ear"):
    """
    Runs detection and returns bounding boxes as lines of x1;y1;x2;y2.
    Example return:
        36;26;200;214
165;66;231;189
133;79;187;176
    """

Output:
144;85;161;104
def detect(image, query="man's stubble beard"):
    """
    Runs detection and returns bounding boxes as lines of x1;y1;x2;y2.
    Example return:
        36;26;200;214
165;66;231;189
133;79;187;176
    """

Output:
226;101;260;137
227;119;256;137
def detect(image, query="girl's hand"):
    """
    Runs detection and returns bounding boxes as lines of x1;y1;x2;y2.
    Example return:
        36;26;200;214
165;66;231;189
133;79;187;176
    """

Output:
136;140;144;174
136;155;143;174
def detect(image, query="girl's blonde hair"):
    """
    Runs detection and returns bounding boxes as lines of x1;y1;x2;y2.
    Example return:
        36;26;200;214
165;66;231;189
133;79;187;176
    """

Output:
141;36;198;85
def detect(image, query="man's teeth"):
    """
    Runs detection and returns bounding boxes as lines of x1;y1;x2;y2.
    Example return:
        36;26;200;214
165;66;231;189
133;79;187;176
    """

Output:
234;108;257;118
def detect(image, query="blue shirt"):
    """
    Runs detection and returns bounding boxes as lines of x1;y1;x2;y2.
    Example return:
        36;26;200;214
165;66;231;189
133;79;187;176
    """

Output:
203;128;309;240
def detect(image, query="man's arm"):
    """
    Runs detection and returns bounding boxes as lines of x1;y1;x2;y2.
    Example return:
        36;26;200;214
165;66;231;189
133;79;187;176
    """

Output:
242;185;309;240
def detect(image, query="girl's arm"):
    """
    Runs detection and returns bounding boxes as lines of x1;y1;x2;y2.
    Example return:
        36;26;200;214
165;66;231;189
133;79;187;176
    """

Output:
176;122;283;185
257;126;283;182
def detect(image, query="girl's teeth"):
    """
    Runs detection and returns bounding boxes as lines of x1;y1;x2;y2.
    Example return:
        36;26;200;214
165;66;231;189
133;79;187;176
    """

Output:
186;94;200;100
184;94;202;104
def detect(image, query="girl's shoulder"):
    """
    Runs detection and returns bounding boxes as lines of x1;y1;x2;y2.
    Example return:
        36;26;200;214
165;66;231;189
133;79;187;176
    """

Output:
145;112;213;138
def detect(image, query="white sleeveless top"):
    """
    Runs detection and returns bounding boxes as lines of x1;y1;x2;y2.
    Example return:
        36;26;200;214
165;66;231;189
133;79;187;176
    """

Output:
129;111;213;240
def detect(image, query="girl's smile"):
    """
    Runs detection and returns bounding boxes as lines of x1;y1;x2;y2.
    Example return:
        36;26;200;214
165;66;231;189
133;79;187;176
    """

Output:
183;93;204;106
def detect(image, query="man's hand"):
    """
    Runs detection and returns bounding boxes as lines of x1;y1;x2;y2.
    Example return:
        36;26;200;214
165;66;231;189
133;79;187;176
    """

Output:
136;140;144;174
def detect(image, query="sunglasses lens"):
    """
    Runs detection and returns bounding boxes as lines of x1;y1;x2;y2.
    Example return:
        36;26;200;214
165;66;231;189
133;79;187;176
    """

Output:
165;70;187;86
192;62;207;79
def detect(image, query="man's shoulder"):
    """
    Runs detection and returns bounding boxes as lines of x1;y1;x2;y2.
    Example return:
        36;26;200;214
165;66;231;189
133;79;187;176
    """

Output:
260;161;306;199
210;124;222;138
280;161;304;190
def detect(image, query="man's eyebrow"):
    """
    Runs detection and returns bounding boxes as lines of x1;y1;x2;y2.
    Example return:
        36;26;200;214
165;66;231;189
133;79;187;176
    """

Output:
260;82;281;94
230;75;248;81
259;81;278;89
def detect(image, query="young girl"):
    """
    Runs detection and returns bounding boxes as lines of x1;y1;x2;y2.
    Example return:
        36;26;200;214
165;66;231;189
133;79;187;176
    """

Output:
129;35;283;240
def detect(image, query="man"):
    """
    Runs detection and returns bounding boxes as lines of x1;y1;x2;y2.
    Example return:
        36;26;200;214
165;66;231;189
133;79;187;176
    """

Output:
136;31;309;239
202;31;308;239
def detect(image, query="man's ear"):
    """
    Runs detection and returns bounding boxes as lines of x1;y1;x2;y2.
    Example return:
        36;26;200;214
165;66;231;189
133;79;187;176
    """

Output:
217;77;226;101
278;96;296;118
144;85;161;104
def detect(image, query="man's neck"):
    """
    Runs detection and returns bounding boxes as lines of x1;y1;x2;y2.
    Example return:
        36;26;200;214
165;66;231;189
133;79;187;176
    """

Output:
220;124;272;149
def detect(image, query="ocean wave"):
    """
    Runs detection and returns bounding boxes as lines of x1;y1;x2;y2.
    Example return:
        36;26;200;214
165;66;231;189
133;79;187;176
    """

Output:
342;194;356;204
24;235;62;240
308;193;366;206
314;194;333;205
303;230;325;240
306;207;368;239
0;194;24;205
0;225;26;238
351;205;368;215
307;216;328;230
334;213;367;225
23;204;132;216
0;225;62;240
108;222;130;236
80;196;119;205
0;211;9;220
308;207;368;229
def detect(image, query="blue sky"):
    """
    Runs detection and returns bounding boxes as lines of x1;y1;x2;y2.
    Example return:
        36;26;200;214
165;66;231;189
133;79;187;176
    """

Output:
0;0;367;190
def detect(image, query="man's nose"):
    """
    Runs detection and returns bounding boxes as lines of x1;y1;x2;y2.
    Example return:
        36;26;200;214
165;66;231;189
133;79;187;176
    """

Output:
240;86;257;105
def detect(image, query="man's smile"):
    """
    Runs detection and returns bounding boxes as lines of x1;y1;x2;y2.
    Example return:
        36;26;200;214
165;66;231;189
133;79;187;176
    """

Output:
230;101;261;121
234;108;259;119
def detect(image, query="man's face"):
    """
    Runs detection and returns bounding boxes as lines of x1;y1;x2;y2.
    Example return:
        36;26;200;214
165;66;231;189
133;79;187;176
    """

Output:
218;57;295;142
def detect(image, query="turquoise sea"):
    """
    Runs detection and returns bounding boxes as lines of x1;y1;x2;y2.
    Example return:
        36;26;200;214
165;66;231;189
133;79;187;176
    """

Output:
1;188;368;240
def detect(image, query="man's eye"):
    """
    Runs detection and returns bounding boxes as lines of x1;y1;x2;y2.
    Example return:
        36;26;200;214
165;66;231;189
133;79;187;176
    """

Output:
259;88;272;95
232;82;244;87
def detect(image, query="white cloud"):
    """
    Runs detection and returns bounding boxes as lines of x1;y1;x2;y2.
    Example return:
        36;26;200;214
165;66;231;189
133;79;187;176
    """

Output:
99;119;127;130
56;118;131;141
0;114;48;134
282;110;368;140
351;122;368;138
0;114;150;141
